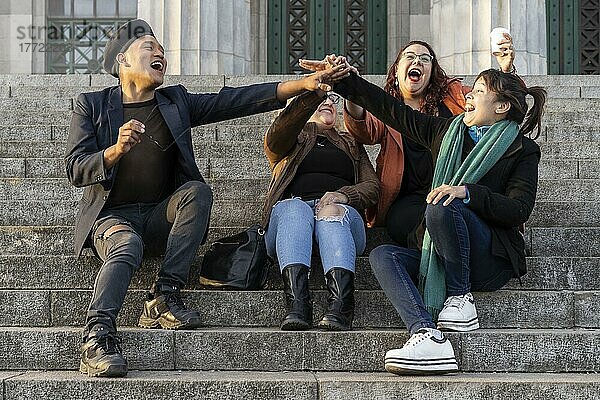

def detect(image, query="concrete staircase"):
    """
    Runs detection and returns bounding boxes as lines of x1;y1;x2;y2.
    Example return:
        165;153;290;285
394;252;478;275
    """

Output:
0;73;599;399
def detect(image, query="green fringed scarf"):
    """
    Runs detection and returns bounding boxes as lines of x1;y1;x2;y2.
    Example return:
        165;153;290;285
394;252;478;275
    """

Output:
418;115;519;320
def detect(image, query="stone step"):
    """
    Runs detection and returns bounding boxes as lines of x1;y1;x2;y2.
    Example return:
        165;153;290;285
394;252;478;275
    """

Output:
5;371;600;400
544;125;600;142
1;198;597;229
530;227;600;257
0;75;92;86
0;74;228;87
0;73;598;87
2;97;599;116
0;288;590;329
0;171;597;204
0;225;257;257
0;157;600;201
1;108;600;130
6;85;224;99
3;122;599;144
2;156;599;181
2;137;600;161
0;218;597;256
0;109;281;127
0;200;263;227
0;327;598;373
542;111;600;127
543;98;600;111
0;254;598;291
0;98;72;111
0;124;220;142
0;71;596;87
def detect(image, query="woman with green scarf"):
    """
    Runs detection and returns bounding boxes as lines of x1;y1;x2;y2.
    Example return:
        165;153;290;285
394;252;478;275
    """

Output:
329;66;546;375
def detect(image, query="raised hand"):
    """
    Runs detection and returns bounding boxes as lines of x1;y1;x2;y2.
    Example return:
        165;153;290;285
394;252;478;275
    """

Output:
494;33;515;73
300;54;359;75
299;54;343;71
300;63;353;92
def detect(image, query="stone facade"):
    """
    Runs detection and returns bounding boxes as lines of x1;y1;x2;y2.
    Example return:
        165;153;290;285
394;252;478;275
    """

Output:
0;0;547;75
430;0;547;74
0;0;46;74
138;0;256;75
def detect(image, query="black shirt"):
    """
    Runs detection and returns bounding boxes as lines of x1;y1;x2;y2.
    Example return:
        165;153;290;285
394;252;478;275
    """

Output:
399;102;453;195
283;135;355;201
104;98;178;208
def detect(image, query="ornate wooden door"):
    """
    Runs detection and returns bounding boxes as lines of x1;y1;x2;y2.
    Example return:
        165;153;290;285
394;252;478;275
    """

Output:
547;0;600;74
268;0;387;74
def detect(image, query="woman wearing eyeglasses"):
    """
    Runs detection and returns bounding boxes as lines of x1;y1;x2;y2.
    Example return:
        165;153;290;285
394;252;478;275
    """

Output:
312;57;545;375
346;40;514;250
301;38;514;250
262;91;379;331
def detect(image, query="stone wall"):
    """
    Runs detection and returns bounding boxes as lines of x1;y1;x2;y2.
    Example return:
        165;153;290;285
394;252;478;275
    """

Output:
0;0;549;75
138;0;255;75
430;0;547;75
0;0;45;74
387;0;432;71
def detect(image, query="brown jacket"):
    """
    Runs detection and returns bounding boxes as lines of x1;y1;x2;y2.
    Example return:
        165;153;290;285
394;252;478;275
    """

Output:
343;78;468;227
262;91;380;226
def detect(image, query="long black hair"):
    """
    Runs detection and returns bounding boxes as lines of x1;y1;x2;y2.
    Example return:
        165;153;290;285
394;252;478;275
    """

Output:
476;69;547;139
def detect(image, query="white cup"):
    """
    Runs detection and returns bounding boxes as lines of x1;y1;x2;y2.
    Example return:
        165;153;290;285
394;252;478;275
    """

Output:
490;27;510;55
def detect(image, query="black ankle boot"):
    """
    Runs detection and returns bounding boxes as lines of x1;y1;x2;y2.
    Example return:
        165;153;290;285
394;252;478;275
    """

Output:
280;264;312;331
80;328;128;377
138;284;201;330
318;268;355;331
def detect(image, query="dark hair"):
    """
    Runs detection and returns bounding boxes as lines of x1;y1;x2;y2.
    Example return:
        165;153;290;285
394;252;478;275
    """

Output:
476;69;547;139
384;40;450;115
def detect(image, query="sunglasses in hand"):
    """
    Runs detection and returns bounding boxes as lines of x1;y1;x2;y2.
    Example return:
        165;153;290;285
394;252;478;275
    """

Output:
134;104;190;152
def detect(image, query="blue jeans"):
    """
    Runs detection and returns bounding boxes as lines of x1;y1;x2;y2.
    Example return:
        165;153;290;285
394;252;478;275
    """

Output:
265;198;366;273
369;199;513;334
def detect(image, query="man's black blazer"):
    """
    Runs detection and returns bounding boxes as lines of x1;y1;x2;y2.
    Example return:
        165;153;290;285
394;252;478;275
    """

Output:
65;83;284;256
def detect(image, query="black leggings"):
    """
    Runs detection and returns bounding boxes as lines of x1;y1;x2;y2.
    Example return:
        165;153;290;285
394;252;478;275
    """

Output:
385;192;427;249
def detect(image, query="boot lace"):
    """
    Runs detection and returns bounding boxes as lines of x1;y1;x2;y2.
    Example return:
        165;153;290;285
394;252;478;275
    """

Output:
93;334;122;355
165;290;187;311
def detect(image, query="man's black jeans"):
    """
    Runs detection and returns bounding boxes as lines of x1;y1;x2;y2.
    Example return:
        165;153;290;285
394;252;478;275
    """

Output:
84;181;213;337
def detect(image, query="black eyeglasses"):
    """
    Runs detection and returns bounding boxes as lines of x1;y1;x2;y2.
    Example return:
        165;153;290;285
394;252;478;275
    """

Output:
325;92;341;104
134;104;190;152
401;52;434;64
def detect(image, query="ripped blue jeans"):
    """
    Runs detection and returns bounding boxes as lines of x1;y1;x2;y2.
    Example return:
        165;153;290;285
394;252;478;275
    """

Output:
265;198;366;273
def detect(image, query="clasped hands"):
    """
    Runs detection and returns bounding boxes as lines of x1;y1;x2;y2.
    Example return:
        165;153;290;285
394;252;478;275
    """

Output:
300;54;357;75
301;55;467;208
299;54;357;92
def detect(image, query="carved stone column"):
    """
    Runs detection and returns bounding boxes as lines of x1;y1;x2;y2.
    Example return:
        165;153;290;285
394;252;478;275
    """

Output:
0;0;45;73
430;0;547;75
138;0;253;75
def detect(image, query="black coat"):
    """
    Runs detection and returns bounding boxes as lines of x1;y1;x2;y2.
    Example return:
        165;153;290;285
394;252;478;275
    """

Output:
65;83;284;256
335;74;540;277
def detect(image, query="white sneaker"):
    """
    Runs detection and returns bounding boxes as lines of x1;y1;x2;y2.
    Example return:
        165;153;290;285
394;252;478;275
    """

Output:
437;292;480;332
384;328;458;375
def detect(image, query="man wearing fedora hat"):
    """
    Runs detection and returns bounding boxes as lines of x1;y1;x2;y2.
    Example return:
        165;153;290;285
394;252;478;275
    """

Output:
66;19;347;377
